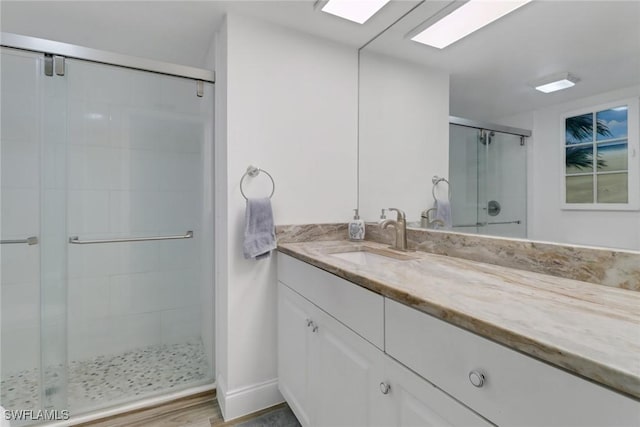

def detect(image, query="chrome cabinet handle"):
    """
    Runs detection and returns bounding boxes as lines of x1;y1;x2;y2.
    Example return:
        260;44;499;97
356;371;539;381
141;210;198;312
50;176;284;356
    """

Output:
469;370;486;388
379;382;391;395
305;319;318;332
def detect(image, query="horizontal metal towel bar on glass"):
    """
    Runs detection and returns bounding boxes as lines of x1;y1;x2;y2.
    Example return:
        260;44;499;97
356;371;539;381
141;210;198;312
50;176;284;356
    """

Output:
69;231;193;244
453;220;521;228
0;236;39;245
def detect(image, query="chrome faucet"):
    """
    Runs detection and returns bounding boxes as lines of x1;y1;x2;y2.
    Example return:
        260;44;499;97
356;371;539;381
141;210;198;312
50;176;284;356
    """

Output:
421;208;445;229
380;208;408;251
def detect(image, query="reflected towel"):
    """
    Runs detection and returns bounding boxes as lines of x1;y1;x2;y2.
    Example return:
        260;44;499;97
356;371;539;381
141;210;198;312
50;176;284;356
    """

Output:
243;198;276;259
434;198;452;229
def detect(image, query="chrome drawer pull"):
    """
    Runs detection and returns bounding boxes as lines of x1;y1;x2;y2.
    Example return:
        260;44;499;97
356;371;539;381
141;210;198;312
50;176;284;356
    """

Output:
379;382;391;395
469;370;486;388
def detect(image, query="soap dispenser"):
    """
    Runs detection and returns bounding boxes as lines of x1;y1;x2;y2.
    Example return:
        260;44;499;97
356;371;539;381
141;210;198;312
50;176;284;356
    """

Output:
348;209;365;241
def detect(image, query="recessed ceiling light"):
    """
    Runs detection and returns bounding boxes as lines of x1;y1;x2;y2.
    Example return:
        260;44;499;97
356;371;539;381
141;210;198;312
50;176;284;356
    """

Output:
410;0;532;49
532;73;579;93
320;0;391;24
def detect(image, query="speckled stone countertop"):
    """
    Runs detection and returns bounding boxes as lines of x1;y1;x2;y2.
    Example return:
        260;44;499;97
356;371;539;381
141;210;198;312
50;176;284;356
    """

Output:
277;240;640;400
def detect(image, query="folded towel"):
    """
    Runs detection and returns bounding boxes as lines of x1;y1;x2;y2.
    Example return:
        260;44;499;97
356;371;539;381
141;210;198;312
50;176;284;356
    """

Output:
434;198;452;229
243;198;276;260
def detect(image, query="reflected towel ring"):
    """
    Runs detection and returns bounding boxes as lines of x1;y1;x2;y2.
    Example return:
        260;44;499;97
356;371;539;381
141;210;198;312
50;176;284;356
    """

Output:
240;165;275;200
432;175;451;201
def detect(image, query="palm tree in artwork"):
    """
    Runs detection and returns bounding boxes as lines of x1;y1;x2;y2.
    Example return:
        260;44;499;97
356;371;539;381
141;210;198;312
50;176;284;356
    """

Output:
565;115;611;170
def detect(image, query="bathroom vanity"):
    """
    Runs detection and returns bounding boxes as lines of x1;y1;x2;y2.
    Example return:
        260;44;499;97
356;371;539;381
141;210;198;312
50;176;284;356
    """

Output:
276;240;640;426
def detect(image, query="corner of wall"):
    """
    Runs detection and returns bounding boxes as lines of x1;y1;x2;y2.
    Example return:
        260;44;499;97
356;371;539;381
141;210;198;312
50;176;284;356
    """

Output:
214;13;229;402
217;377;283;422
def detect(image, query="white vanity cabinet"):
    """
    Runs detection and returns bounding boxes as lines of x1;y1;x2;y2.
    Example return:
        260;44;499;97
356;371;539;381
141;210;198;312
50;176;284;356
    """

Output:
278;282;385;426
278;254;492;427
385;299;640;427
277;253;639;426
375;355;492;427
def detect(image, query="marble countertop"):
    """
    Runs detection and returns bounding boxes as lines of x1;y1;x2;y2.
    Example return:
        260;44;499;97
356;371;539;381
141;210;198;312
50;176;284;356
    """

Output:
278;240;640;400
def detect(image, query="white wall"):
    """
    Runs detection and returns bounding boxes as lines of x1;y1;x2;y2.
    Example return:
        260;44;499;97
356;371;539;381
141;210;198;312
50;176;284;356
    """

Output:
498;85;640;250
214;14;358;420
358;51;449;222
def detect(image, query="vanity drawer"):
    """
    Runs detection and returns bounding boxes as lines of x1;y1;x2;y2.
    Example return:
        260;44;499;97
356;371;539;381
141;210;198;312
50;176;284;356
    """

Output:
385;298;640;426
278;253;384;349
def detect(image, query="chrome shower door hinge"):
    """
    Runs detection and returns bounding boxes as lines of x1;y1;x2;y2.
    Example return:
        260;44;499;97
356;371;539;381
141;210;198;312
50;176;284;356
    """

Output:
54;55;65;76
44;54;65;76
44;54;53;76
196;80;204;97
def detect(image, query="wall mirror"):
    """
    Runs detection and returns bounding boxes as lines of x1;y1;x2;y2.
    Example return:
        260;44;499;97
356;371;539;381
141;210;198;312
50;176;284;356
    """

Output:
358;0;640;250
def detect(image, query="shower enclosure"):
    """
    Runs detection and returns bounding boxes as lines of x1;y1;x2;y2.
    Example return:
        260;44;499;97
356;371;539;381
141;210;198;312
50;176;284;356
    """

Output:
1;36;214;425
449;117;529;238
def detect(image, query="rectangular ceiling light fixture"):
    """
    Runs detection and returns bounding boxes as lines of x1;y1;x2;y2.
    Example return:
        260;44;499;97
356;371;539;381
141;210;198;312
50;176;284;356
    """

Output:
411;0;532;49
532;73;579;93
320;0;391;24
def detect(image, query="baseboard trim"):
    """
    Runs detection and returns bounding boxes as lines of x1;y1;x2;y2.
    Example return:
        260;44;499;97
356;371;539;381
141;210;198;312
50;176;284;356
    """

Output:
217;377;283;421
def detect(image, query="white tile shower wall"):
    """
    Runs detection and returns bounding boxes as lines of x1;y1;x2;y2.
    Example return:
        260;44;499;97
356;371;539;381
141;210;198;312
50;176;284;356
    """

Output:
1;49;42;375
64;59;209;362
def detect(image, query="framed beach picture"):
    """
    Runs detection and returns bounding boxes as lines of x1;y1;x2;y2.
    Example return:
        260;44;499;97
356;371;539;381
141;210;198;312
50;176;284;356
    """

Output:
562;98;639;210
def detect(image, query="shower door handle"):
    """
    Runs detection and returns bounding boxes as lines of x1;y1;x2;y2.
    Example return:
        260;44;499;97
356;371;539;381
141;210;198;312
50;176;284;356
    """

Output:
69;231;193;244
0;236;39;245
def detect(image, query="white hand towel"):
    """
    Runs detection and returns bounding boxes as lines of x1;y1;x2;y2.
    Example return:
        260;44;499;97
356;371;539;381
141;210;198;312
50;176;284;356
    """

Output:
243;198;277;259
434;199;452;229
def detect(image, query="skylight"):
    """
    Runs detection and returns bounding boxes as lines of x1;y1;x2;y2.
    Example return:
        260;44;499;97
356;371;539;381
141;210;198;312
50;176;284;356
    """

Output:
411;0;532;49
320;0;391;24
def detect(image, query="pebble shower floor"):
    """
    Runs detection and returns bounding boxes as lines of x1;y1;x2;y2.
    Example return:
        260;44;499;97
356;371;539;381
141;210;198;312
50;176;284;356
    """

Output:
1;340;210;415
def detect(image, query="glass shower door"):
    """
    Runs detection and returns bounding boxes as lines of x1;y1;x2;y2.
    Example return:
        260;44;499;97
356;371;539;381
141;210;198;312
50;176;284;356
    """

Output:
482;131;527;238
449;124;527;238
449;124;481;233
2;47;214;423
63;58;214;414
1;47;69;424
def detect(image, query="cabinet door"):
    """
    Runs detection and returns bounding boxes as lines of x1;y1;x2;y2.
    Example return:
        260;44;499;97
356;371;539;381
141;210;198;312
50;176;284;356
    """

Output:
311;302;387;427
278;282;313;426
378;356;494;427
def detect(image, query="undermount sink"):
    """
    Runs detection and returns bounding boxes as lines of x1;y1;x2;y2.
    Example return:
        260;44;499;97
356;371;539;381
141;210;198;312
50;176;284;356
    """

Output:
327;245;415;266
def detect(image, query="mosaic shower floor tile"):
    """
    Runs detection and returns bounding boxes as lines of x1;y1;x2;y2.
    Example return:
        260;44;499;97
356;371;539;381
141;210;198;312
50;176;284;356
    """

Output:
1;340;212;416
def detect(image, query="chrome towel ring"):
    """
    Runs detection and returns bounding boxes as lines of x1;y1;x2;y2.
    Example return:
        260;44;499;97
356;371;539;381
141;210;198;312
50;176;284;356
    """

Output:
240;165;275;200
432;175;451;201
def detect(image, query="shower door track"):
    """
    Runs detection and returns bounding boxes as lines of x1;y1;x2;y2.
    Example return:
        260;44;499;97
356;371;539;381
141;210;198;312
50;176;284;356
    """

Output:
0;32;215;83
449;115;531;137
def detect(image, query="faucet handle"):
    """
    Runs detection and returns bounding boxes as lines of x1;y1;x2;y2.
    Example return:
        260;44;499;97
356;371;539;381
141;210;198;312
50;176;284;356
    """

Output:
388;208;406;220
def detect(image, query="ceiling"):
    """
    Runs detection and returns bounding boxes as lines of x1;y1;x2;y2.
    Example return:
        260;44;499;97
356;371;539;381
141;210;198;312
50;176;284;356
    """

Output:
363;0;640;122
2;1;638;123
0;0;419;68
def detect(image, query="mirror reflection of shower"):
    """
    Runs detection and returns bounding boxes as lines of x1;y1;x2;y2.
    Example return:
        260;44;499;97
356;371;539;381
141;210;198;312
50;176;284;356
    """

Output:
449;117;529;238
